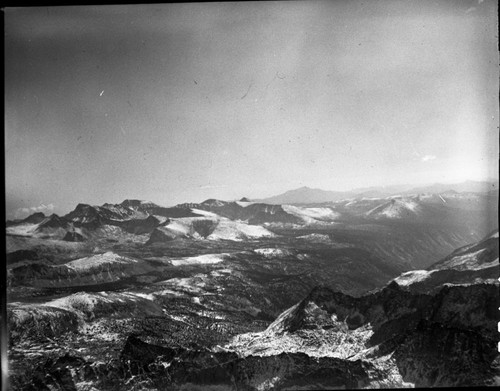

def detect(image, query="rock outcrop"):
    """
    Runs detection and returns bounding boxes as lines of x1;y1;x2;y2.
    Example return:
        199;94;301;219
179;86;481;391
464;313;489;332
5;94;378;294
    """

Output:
228;279;499;387
119;335;389;390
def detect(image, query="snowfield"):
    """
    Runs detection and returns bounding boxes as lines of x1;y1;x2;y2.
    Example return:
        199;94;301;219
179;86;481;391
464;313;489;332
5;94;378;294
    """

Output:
165;219;202;237
367;199;421;219
190;208;219;217
152;215;170;224
155;214;275;241
282;205;339;224
207;218;275;241
392;270;434;286
65;252;139;271
235;201;254;207
6;223;40;237
40;291;162;317
43;292;118;312
170;253;229;266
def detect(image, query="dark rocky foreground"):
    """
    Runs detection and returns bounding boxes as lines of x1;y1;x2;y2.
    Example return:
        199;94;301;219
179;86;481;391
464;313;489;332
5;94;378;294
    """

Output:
17;345;381;391
9;281;499;390
120;337;381;390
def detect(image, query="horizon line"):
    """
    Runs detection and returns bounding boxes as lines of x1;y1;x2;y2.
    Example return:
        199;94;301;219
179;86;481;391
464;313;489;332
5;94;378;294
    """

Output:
7;178;498;221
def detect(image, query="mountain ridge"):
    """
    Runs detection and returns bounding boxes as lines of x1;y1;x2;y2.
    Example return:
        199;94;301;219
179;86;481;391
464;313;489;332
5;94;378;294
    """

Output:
257;180;498;205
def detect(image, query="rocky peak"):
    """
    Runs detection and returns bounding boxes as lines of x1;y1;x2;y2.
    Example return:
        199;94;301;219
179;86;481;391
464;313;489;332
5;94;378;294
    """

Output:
38;214;66;228
22;212;46;224
67;203;98;217
120;199;157;209
201;199;227;207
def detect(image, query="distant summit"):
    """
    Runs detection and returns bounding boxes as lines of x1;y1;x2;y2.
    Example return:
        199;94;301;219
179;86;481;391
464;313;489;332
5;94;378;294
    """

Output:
201;199;227;207
258;186;353;205
366;198;422;220
406;180;497;195
38;214;67;229
239;197;251;202
22;212;46;225
120;199;159;209
257;180;498;205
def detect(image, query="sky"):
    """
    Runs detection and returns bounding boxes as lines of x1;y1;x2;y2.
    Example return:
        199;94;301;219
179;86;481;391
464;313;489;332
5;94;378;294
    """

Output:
5;0;498;218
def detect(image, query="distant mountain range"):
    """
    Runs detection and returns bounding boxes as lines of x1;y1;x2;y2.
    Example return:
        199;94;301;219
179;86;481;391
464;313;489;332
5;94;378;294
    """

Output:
256;186;354;204
6;189;498;271
7;189;497;243
256;180;498;204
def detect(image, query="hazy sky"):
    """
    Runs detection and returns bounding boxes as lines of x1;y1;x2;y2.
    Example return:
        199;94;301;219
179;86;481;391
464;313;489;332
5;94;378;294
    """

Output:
5;0;498;218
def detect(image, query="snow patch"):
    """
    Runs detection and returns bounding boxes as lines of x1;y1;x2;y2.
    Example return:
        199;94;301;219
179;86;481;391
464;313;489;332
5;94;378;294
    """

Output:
190;208;219;217
41;291;160;320
297;233;331;243
254;248;293;258
367;199;421;219
168;314;189;323
65;252;139;271
210;268;233;277
43;292;113;312
393;270;434;286
166;220;199;236
156;214;274;241
152;215;170;224
6;223;39;236
170;253;228;266
282;205;339;224
207;219;274;241
129;292;156;301
235;201;254;207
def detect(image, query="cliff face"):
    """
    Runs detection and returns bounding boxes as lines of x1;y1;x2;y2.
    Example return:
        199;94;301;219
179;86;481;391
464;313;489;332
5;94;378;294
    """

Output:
392;320;499;387
227;282;499;388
